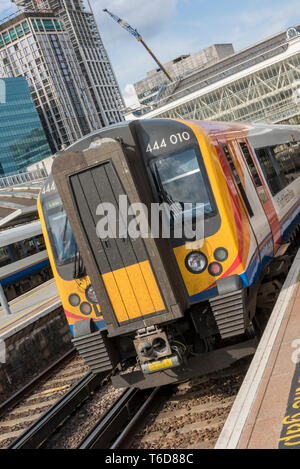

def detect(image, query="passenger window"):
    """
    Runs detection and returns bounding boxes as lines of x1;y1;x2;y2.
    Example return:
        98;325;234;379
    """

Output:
255;148;283;195
0;246;11;267
35;234;46;251
290;142;300;172
239;142;268;203
23;238;38;256
270;142;300;183
8;242;26;260
222;144;254;217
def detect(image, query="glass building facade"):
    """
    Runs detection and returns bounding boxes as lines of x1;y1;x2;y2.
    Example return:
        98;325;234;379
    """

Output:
11;1;124;143
0;76;52;176
0;11;100;152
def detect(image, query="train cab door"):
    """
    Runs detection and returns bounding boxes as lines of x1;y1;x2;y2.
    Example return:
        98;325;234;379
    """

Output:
237;139;281;255
217;140;273;271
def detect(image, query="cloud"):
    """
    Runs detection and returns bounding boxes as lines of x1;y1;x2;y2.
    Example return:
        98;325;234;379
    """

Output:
123;83;139;108
91;0;178;41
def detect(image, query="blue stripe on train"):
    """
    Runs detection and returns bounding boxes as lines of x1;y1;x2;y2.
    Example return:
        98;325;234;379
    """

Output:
189;202;300;303
0;259;50;287
69;319;106;337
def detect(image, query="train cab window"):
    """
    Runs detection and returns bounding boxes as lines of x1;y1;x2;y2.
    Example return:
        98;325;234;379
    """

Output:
255;148;284;195
222;144;254;217
35;234;46;251
0;246;11;267
152;146;215;217
43;197;77;265
23;238;38;256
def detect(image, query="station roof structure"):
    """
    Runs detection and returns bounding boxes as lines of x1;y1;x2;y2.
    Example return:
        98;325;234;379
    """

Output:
0;169;46;228
125;24;300;126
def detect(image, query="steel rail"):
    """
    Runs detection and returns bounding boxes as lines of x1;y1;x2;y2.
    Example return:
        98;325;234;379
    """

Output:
0;348;75;419
79;386;162;449
7;371;105;449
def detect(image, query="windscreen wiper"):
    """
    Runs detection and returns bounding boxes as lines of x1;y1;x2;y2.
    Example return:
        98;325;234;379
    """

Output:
73;247;86;279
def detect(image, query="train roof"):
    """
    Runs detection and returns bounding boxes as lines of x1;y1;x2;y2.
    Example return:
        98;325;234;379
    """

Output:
185;119;300;147
0;220;42;248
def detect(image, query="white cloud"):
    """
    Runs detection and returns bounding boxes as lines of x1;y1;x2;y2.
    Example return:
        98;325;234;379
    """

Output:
91;0;178;41
123;83;139;108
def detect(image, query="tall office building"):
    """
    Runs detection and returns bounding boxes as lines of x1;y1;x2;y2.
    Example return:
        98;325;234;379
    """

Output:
13;0;124;128
0;76;52;176
0;11;100;151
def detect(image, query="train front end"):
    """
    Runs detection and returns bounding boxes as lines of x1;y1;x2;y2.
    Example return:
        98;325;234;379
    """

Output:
51;119;255;388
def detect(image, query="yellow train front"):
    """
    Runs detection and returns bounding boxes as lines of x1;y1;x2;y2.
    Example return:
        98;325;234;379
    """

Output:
37;175;105;347
50;118;300;388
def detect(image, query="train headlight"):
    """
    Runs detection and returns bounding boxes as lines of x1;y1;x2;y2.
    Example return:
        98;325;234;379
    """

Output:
80;302;92;315
185;251;207;273
69;293;80;307
214;247;228;262
85;284;98;304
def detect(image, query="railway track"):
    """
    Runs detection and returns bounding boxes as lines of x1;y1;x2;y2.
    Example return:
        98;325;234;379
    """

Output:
7;372;104;449
0;351;91;448
78;387;164;449
130;362;249;449
75;359;249;450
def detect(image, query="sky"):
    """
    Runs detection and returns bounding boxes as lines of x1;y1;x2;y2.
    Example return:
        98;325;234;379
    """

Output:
0;0;299;107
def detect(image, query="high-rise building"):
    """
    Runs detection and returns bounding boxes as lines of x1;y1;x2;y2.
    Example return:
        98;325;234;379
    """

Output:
0;76;52;176
12;0;124;128
0;10;99;151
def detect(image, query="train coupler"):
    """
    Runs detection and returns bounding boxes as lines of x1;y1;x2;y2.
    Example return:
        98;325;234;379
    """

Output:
133;326;182;373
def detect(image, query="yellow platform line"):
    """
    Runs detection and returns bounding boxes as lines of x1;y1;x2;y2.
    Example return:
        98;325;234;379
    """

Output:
5;279;56;308
0;295;60;331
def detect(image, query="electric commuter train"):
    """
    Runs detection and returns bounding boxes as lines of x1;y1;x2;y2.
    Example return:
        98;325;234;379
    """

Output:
43;118;300;388
37;176;104;336
0;221;51;301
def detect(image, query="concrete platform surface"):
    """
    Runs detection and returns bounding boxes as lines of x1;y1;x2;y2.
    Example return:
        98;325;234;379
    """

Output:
0;279;60;338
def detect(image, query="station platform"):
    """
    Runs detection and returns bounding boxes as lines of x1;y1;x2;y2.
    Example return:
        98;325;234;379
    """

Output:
0;279;72;400
216;248;300;449
0;279;60;338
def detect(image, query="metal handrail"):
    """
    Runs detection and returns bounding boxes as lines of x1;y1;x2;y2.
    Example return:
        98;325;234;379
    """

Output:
0;169;47;189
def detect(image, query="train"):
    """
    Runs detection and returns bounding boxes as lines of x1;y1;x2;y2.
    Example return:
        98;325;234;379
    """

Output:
39;118;300;389
0;220;52;301
37;175;104;336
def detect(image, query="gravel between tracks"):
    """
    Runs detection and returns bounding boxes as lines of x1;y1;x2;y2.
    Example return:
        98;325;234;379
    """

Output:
129;359;251;449
0;354;89;448
43;382;124;449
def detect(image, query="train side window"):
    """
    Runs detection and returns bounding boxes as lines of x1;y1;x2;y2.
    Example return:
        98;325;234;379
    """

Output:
255;148;284;195
0;246;11;267
239;142;263;187
35;234;46;251
222;144;254;217
270;143;296;184
290;142;300;172
23;238;38;256
239;142;269;203
8;242;26;261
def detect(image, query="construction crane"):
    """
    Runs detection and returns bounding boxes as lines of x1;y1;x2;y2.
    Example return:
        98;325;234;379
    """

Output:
103;8;173;82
